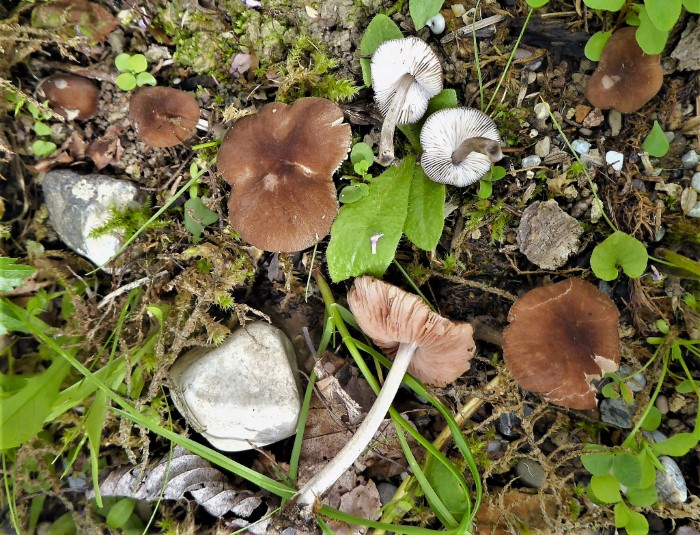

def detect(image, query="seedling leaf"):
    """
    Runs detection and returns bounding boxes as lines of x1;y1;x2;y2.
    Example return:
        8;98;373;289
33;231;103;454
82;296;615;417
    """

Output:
34;121;52;136
625;509;650;535
114;53;131;72
184;197;219;240
127;54;147;73
611;452;642;487
684;0;700;13
590;231;648;280
650;432;697;456
425;459;469;522
614;502;629;528
135;72;157;87
339;184;365;204
641;405;662;431
327;157;414;282
526;0;550;6
351;142;374;167
585;31;612;61
0;258;36;292
581;452;614;475
645;0;682;31
642;121;669;157
116;73;137;91
404;165;445;250
409;0;443;30
32;139;57;158
625;484;658;507
636;6;669;54
359;15;403;86
583;0;625;9
590;474;622;503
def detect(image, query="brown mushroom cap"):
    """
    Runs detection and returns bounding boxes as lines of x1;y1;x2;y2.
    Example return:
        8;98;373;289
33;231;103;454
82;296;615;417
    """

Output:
217;97;351;252
502;278;620;409
585;27;663;114
38;74;99;121
347;276;476;387
129;87;200;148
31;0;118;43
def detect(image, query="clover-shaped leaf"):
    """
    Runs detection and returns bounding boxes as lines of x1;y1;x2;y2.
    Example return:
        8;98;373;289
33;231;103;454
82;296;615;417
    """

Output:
590;231;648;281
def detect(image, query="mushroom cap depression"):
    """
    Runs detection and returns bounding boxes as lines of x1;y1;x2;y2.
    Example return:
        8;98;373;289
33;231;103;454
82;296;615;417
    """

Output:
129;87;200;148
420;108;502;187
217;97;351;252
38;74;99;120
371;37;443;125
347;276;476;387
585;27;663;114
502;278;620;409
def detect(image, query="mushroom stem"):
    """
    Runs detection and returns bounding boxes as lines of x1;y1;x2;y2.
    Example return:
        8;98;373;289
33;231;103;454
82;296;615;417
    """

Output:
296;340;418;509
377;73;415;166
451;136;504;164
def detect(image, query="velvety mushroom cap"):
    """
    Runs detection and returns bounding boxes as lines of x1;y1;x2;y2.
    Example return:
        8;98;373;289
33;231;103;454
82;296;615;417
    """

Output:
38;74;99;120
32;0;118;43
502;278;620;409
217;97;351;252
347;276;475;387
371;37;443;125
420;108;502;186
129;87;200;148
585;27;663;114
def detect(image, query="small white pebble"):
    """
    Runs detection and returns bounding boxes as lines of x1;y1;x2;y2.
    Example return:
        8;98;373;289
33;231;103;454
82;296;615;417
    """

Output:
572;139;591;155
605;150;624;171
533;102;549;120
691;172;700;193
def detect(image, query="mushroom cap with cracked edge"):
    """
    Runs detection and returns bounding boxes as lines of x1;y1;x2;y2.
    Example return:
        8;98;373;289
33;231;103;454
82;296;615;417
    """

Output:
31;0;119;43
371;37;444;125
585;27;663;114
217;97;351;253
502;278;620;410
420;107;502;187
129;87;200;148
38;74;99;121
347;276;476;387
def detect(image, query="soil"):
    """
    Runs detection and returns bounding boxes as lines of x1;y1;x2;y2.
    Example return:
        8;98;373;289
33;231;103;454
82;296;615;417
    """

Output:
1;0;699;534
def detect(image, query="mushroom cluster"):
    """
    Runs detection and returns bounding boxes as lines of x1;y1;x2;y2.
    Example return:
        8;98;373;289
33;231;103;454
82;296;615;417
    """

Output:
503;278;620;409
296;276;475;509
217;97;351;252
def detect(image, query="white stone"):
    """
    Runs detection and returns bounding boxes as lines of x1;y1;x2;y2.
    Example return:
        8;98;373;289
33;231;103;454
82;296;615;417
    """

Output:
605;150;624;171
451;4;466;17
572;139;591;154
534;136;551;158
682;150;699;169
533;102;549;120
169;322;302;452
691;172;700;193
655;456;688;504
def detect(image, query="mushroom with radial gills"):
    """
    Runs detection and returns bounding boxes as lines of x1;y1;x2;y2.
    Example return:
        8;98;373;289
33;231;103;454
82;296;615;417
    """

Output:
128;86;200;148
296;276;476;510
38;74;100;121
585;27;663;114
420;107;503;187
371;37;443;166
502;278;620;410
217;97;351;252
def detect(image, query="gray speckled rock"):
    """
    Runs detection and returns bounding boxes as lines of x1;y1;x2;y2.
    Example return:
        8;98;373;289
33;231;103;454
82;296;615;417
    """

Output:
41;170;143;270
516;199;583;270
515;458;545;488
599;398;634;429
671;18;700;71
655;455;688;504
169;322;301;452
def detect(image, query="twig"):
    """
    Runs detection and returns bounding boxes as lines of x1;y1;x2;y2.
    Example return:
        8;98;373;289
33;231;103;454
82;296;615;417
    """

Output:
97;271;168;308
441;14;506;44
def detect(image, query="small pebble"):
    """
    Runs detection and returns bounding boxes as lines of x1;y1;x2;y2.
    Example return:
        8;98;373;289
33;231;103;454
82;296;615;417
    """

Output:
535;137;551;158
451;3;466;17
631;178;646;191
656;394;669;414
572;139;591;154
608;110;622;137
521;155;542;168
486;440;501;453
605;150;624;171
676;527;700;535
377;482;398;505
496;412;521;439
655;456;688;504
583;108;604;128
533;102;549;120
515;459;545;488
654;226;667;242
691;172;700;192
599;398;634;429
687;202;700;218
681;150;699;169
665;131;675;143
619;365;646;392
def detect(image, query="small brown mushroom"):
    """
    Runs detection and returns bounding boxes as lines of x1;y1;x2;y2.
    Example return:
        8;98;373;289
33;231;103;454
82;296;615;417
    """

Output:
296;276;475;509
31;0;119;43
128;87;200;148
217;97;351;252
585;27;663;114
502;278;620;410
38;74;99;121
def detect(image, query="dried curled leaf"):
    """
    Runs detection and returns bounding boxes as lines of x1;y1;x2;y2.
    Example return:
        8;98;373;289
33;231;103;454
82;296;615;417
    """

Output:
92;446;271;531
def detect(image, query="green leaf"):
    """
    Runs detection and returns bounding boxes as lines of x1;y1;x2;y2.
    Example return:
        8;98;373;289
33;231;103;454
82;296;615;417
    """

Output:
590;230;648;281
326;157;414;282
526;0;550;6
641;405;662;431
614;501;630;528
642;121;670;157
655;248;700;279
114;53;131;72
684;0;700;13
0;357;71;449
106;498;137;529
339;184;365;204
34;121;52;136
116;72;137;91
135;72;157;87
625;484;658;507
127;54;148;73
409;0;444;30
46;513;76;535
425;458;470;522
611;452;642;487
636;6;669;54
637;450;657;488
351;142;374;167
359;14;403;86
625;509;650;535
585;31;612;61
184;197;219;239
86;390;109;507
404;166;445;250
477;179;493;199
645;0;682;31
583;0;625;9
398;89;459;151
590;474;622;503
602;382;620;399
676;379;700;394
32;139;57;158
581;452;614;476
0;258;36;292
650;432;698;456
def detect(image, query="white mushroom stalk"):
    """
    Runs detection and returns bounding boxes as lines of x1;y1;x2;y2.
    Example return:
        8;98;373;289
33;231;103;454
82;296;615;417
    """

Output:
420;107;503;187
371;37;443;166
296;341;418;509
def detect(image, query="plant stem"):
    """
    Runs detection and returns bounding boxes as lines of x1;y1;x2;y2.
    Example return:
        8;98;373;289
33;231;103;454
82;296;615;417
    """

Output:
296;341;418;508
377;73;414;166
